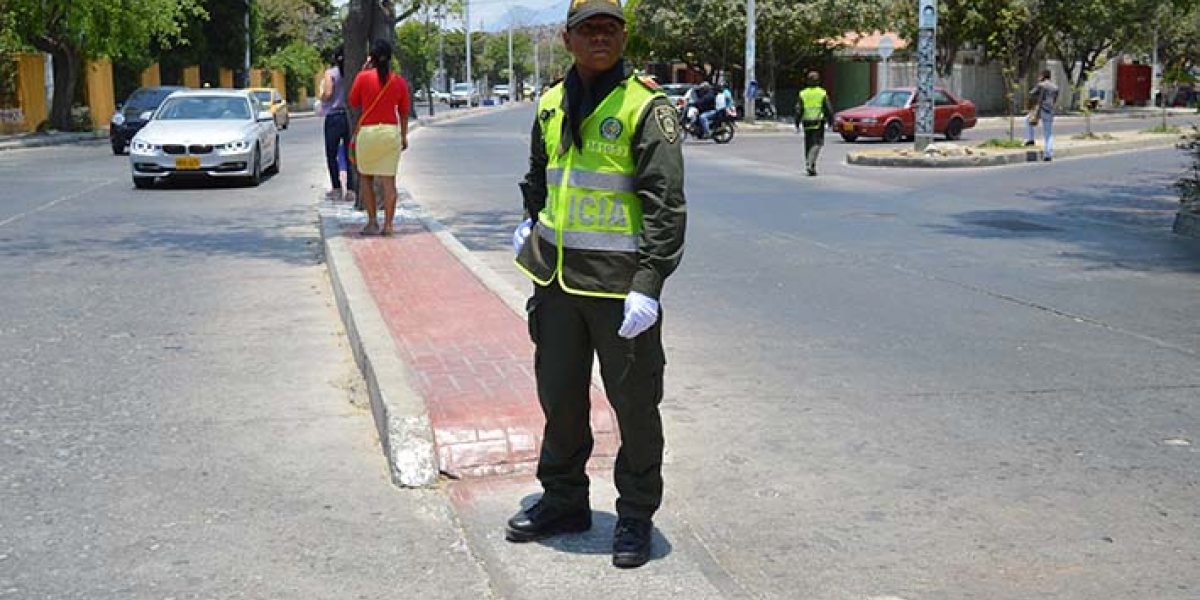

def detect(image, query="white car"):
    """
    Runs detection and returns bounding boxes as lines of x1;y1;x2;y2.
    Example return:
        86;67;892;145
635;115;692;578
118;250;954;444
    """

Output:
129;89;280;188
492;84;510;101
449;83;480;107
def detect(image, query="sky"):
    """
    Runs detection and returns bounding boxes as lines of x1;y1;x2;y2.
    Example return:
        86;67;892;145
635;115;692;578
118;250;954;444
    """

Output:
331;0;569;32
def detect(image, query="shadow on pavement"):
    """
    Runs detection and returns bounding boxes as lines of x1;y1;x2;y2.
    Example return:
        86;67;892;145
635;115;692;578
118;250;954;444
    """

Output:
513;493;676;561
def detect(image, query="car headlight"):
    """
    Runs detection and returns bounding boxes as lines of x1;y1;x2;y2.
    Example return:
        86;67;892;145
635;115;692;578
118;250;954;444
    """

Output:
111;112;125;126
224;140;252;152
131;139;155;153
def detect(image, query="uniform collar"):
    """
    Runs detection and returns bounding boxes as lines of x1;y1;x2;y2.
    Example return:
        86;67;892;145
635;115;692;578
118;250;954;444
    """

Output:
562;59;627;153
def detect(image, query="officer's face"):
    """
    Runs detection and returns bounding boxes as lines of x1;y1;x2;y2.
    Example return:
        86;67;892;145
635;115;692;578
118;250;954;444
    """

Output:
563;16;626;79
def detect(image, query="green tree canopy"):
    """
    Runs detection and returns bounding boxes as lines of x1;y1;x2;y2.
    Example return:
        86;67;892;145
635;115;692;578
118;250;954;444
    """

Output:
8;0;204;129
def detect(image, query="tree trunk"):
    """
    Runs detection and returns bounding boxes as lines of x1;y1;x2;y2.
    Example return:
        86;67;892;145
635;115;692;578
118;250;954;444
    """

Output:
49;47;82;131
344;0;398;92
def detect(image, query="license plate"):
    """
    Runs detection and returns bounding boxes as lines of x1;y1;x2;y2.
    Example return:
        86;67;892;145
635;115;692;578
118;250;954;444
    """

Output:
175;156;200;170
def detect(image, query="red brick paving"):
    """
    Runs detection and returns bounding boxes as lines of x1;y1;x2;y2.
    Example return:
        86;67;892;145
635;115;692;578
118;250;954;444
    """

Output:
347;221;620;478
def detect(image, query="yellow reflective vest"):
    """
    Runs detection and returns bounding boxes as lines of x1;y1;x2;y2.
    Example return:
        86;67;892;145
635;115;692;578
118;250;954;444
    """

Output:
516;76;662;298
798;86;829;129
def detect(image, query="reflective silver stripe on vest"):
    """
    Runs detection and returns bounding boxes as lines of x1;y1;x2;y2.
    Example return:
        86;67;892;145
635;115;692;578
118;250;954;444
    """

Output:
546;168;635;193
536;221;638;252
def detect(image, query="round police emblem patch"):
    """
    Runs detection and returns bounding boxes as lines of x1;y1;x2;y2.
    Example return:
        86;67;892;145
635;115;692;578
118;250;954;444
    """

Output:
599;117;623;140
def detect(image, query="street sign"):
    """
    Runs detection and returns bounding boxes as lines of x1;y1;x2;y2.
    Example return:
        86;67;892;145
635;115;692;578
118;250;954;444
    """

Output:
878;36;894;61
919;0;937;28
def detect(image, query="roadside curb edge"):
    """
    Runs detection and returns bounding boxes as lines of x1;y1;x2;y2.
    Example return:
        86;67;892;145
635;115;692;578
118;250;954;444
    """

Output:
318;206;440;488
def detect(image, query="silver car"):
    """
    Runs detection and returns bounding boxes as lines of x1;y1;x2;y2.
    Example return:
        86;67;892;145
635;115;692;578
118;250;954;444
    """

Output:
129;89;280;188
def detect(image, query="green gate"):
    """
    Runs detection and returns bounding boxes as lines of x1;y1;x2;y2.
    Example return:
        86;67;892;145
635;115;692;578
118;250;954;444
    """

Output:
831;61;873;112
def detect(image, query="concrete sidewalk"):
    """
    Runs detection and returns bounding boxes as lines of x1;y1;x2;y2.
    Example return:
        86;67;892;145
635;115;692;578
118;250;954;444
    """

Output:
318;199;619;486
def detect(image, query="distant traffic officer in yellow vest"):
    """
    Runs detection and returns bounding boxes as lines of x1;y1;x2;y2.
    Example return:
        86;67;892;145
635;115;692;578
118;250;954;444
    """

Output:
796;71;834;176
508;0;687;570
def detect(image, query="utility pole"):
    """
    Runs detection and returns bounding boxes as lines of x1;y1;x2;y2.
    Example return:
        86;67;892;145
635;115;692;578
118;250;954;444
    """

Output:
508;20;514;103
743;0;756;124
425;8;434;117
533;31;540;94
915;0;937;150
437;7;445;94
243;0;251;88
465;0;473;97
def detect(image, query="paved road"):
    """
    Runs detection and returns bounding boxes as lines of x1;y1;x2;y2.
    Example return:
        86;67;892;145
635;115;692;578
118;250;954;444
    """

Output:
402;104;1200;599
4;105;1199;599
0;127;488;599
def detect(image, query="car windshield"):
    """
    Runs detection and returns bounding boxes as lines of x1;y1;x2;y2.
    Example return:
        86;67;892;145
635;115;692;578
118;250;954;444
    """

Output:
452;84;473;93
126;88;177;110
866;90;912;108
156;96;252;120
251;90;273;103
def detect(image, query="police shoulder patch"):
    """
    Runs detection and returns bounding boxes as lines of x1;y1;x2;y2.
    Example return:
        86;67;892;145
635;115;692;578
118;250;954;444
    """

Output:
652;104;681;145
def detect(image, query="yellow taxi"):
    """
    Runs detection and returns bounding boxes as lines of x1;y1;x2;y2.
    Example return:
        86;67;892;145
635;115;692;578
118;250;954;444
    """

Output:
247;87;289;130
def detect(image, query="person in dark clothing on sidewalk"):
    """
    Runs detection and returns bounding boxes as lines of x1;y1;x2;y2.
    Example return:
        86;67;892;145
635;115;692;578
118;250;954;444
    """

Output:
507;0;687;570
320;45;357;203
795;71;834;176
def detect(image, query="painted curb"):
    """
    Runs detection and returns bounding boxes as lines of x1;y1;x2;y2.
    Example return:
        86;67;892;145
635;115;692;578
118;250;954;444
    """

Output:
847;133;1183;168
318;205;440;488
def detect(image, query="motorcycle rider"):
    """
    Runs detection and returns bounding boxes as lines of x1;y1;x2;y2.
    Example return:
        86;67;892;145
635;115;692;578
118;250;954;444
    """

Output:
692;82;716;137
701;83;731;137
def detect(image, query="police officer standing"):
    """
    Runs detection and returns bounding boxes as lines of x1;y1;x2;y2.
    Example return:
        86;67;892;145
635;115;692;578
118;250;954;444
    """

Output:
796;71;834;176
507;0;686;570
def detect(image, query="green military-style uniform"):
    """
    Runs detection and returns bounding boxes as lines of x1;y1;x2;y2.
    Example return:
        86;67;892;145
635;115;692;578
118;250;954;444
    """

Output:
796;83;834;175
516;60;686;521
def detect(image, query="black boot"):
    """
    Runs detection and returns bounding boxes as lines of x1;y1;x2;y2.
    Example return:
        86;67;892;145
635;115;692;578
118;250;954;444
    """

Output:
505;501;591;543
611;517;653;568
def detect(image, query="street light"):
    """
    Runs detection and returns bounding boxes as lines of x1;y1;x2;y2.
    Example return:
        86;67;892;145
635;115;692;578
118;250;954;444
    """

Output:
465;0;472;97
244;0;251;88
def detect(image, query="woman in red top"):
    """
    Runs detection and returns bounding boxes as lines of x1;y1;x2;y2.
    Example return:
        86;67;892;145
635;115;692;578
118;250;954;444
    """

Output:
348;39;410;235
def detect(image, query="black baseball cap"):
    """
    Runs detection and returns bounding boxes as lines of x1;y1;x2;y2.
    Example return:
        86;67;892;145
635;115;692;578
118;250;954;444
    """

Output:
567;0;625;29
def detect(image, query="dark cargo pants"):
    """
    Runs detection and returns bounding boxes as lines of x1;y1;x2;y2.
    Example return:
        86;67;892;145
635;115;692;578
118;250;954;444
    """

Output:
526;281;666;521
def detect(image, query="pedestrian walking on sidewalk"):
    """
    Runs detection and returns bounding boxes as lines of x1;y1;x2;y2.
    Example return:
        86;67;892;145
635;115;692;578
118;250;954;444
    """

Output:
348;39;410;236
508;0;687;570
1024;69;1059;162
320;45;357;204
795;71;833;176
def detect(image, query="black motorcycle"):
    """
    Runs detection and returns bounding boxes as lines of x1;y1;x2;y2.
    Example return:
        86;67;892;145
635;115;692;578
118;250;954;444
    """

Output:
754;92;777;119
679;105;736;144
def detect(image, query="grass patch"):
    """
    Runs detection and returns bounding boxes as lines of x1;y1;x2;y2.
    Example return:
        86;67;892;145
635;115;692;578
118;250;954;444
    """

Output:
979;138;1028;149
1072;132;1116;140
1144;124;1181;134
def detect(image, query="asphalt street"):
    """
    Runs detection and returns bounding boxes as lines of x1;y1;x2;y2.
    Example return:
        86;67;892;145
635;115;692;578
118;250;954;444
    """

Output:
402;104;1200;599
2;104;1200;600
0;134;488;599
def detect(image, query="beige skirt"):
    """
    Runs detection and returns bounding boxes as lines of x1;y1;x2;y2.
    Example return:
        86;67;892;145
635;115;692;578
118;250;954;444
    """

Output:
356;124;401;176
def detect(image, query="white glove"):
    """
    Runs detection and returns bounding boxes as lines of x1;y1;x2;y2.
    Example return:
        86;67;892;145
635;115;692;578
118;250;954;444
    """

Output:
512;218;532;254
618;291;659;339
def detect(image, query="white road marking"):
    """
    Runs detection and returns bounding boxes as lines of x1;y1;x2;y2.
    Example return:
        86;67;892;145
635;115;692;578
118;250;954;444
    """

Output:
0;179;116;228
